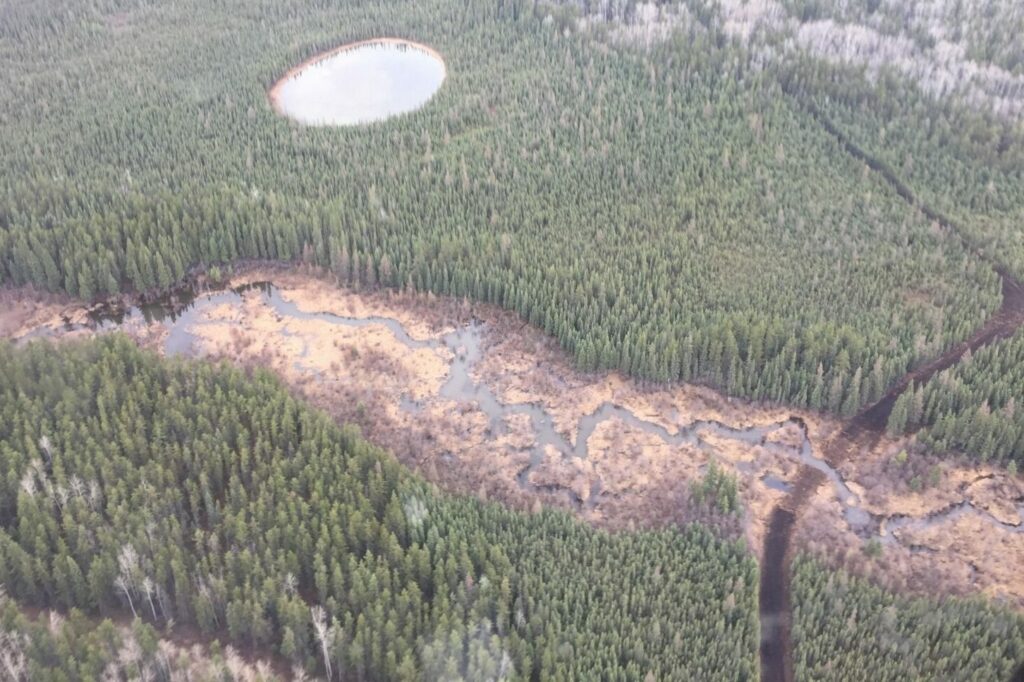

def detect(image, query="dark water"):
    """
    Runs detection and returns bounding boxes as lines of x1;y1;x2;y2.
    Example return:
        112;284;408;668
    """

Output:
883;500;1024;541
760;508;795;682
762;474;793;493
273;41;445;126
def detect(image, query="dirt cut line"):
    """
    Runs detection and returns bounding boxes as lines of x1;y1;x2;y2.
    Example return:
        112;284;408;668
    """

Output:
758;94;1024;682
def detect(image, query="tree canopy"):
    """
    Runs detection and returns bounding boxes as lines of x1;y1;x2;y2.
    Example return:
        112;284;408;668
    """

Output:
791;555;1024;681
0;336;759;679
0;0;1006;418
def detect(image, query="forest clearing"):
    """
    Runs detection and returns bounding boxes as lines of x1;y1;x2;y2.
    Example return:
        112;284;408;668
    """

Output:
8;268;1023;615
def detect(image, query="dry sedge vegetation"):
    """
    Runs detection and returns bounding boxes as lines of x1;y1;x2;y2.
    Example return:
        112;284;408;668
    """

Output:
4;0;1024;678
21;269;1021;611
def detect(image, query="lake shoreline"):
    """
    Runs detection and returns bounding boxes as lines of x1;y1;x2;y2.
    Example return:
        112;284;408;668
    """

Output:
267;37;447;125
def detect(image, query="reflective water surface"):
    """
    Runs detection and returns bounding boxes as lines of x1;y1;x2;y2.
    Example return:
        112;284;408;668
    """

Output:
271;40;445;126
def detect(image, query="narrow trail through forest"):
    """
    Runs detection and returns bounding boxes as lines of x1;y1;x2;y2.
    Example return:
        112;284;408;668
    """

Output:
758;100;1024;682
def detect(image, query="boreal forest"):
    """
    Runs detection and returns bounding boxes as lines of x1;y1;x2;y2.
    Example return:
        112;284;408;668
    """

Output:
1;0;1023;680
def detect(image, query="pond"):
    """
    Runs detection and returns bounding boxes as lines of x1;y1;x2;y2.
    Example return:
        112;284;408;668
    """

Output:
270;39;446;126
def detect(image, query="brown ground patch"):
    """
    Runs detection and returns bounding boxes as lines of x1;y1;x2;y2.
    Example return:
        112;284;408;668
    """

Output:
118;273;825;552
233;268;457;341
8;268;1024;611
799;484;1024;609
0;288;78;339
472;314;836;447
797;439;1024;608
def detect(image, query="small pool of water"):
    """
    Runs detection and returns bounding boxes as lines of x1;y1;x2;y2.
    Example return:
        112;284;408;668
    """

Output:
761;474;792;493
270;39;446;126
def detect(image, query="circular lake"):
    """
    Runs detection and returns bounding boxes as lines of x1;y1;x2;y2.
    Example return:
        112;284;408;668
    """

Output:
270;39;446;126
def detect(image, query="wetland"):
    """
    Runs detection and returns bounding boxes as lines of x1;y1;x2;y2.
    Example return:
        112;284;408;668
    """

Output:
10;268;1023;623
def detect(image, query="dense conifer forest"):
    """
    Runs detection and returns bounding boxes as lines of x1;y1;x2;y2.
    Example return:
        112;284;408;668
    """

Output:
791;555;1024;681
2;597;166;681
780;57;1024;466
783;63;1024;281
0;0;1007;417
886;328;1024;467
4;0;1024;678
0;337;759;679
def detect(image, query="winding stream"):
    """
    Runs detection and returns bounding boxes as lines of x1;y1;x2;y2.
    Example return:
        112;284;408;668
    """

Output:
95;284;837;510
882;499;1024;542
20;280;1024;682
54;282;1020;541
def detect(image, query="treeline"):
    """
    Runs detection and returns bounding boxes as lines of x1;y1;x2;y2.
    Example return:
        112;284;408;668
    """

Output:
0;0;1003;416
790;555;1024;681
0;592;278;681
0;336;759;679
887;328;1024;467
